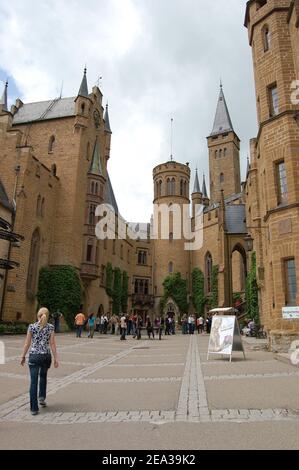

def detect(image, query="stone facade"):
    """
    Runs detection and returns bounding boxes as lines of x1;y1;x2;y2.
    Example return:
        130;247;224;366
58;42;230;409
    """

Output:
0;0;298;351
245;0;299;343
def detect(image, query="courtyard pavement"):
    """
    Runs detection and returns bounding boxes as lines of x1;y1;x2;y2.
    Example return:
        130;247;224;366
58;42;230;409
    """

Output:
0;332;299;450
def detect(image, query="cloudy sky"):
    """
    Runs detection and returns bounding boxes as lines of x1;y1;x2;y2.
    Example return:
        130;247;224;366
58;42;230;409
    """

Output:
0;0;257;222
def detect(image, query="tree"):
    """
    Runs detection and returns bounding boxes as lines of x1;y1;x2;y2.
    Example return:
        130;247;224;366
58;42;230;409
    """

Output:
37;266;82;328
192;268;206;314
162;272;188;314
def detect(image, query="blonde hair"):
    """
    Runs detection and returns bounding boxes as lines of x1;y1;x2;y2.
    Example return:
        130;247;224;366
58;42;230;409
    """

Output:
37;308;49;329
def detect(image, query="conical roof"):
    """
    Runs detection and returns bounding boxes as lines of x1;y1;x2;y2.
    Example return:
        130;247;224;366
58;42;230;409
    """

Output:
210;85;234;136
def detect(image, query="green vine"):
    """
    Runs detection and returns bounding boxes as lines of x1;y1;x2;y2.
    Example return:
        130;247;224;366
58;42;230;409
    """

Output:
106;262;113;297
37;266;82;328
192;268;206;314
112;267;122;315
210;265;219;308
245;252;259;322
162;272;188;314
121;271;129;313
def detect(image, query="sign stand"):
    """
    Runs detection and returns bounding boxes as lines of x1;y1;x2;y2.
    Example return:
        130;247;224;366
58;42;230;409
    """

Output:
207;315;246;362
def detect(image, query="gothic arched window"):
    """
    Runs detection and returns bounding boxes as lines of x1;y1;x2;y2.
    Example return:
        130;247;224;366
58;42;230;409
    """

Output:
86;239;93;262
262;24;271;52
36;195;41;217
27;229;41;297
171;178;176;195
205;252;213;294
48;135;55;153
51;164;57;176
180;180;183;196
41;198;45;218
220;173;224;184
184;181;187;197
168;261;174;273
89;204;96;225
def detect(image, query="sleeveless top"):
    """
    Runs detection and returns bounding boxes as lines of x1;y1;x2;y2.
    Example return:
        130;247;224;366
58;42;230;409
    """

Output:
28;322;54;354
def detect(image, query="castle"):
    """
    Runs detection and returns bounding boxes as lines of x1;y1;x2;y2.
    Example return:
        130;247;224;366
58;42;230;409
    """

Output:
0;0;299;351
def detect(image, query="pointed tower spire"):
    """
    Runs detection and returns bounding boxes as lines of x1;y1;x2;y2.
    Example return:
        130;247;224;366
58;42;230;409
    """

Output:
78;67;89;98
0;81;8;111
202;173;208;198
210;84;234;136
192;169;201;194
104;103;112;133
89;137;103;175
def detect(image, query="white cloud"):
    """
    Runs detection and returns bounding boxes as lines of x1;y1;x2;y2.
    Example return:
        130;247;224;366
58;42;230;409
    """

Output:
0;0;257;222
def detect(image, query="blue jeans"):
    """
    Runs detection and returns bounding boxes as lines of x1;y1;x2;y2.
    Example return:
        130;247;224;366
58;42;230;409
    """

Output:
28;354;52;412
76;325;83;337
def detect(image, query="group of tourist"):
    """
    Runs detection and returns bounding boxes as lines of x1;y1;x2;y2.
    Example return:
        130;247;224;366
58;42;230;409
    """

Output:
74;308;170;341
181;314;212;334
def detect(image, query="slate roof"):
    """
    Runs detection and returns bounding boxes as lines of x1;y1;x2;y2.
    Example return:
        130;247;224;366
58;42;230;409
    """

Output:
89;137;103;176
12;97;76;124
192;170;201;193
225;204;247;234
78;68;89;98
210;86;234;136
0;179;13;212
106;174;119;215
104;104;112;133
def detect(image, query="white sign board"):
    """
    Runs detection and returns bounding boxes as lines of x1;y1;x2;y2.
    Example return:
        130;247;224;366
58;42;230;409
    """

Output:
207;315;245;362
282;307;299;319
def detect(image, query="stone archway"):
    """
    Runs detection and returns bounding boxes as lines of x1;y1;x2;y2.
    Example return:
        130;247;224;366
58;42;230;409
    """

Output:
231;243;247;297
163;297;180;321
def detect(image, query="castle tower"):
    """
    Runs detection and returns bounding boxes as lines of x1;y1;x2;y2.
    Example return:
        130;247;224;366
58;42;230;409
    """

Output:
152;160;190;315
0;81;8;113
191;169;202;219
207;85;241;204
245;0;299;339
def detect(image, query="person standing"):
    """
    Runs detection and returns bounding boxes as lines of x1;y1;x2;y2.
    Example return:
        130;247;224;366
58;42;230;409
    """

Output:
146;316;155;340
197;316;204;334
51;310;62;333
74;308;86;338
87;313;96;338
120;313;127;340
21;308;59;415
135;314;143;340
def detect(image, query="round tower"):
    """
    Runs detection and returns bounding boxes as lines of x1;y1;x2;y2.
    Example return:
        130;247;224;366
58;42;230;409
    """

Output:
152;160;191;316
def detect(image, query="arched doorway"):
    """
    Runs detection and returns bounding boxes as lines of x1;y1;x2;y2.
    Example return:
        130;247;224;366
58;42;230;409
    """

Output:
163;297;180;320
231;243;247;306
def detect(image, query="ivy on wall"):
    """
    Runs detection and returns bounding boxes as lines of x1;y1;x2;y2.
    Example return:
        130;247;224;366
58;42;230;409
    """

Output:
37;266;82;328
121;271;129;313
246;252;259;322
192;268;206;315
112;267;122;315
162;272;189;313
106;262;128;315
210;265;219;309
105;262;114;297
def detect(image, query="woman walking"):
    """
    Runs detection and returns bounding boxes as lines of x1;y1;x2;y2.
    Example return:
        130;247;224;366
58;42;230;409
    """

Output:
21;308;59;415
87;313;96;338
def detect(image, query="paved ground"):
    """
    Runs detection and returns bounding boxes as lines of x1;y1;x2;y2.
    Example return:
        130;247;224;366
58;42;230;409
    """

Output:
0;332;299;450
